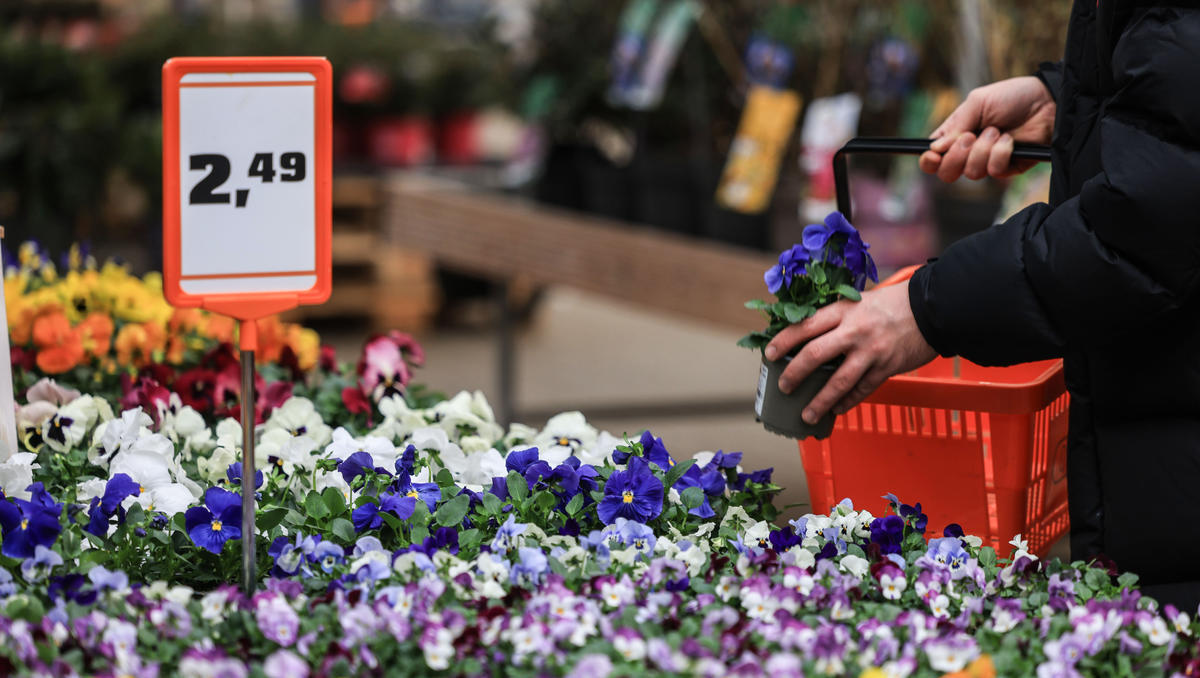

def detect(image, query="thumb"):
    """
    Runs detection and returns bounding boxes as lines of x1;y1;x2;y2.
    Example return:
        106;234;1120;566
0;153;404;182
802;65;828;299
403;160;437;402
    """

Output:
929;99;984;153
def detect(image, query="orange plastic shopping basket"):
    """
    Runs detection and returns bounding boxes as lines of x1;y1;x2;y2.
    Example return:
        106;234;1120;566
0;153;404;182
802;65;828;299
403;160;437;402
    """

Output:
798;138;1069;556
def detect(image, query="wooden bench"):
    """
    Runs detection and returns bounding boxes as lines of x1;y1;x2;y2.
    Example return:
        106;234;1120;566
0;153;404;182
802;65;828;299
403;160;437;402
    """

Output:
383;173;778;423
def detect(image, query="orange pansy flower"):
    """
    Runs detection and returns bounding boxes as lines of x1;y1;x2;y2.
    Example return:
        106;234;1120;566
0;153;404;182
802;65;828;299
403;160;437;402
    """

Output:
32;312;85;374
77;313;114;358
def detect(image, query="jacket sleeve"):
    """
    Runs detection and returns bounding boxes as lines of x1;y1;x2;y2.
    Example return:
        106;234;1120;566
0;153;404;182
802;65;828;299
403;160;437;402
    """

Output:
909;6;1200;366
1035;61;1064;102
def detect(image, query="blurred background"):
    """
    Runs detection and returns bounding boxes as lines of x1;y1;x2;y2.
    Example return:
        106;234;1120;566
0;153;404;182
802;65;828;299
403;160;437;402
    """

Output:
0;0;1072;516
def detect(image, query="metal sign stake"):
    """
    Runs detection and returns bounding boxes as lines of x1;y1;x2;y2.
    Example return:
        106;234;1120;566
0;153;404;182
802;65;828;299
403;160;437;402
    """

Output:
240;322;258;596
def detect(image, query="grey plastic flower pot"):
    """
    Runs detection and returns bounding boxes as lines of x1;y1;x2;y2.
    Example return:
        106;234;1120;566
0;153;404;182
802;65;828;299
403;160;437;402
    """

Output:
754;353;837;439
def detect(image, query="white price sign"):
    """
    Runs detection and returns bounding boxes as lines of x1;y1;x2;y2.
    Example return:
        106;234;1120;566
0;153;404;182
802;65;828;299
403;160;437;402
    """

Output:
162;57;331;320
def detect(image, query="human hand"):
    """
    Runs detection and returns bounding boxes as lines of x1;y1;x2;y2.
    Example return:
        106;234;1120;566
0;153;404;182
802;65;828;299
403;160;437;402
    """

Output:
919;76;1056;182
764;279;937;424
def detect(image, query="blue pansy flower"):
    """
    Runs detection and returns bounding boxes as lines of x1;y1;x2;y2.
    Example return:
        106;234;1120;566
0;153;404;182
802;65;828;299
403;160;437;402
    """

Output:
184;488;242;554
884;493;928;534
391;473;440;513
46;573;95;606
510;546;549;587
926;536;969;572
733;467;774;491
870;515;905;555
597;456;663;525
88;565;128;593
769;526;802;552
311;541;344;573
20;544;64;582
339;452;390;485
580;530;611;560
0;484;64;559
672;464;717;518
269;533;321;577
615;518;656;559
84;473;142;538
506;448;540;475
764;244;811;294
351;492;417;533
0;566;14;598
226;463;264;490
491;514;527;554
395;445;417;476
708;450;743;469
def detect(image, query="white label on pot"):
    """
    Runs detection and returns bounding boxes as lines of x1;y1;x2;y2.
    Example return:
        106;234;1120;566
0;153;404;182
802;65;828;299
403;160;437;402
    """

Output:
754;363;768;417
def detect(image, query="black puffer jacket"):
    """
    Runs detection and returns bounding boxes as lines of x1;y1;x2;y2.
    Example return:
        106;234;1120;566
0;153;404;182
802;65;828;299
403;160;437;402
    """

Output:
909;0;1200;609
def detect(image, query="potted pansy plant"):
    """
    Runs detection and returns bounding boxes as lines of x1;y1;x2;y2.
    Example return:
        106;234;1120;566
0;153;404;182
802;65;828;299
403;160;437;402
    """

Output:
738;211;877;439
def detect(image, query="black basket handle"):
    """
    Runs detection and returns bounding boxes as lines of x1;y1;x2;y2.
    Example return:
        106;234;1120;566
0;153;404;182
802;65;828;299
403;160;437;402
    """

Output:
833;137;1052;222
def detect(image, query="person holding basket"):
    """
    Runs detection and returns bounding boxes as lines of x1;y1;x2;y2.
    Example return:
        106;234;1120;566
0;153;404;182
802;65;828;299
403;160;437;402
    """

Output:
766;1;1200;609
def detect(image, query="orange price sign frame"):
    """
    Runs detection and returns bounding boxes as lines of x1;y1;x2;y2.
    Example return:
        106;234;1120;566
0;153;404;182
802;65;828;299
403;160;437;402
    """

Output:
162;56;332;593
162;56;332;345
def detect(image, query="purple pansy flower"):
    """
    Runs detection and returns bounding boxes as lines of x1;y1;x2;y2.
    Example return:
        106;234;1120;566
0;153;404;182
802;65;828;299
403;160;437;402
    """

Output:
391;473;440;513
352;491;417;532
597;456;663;525
184;488;243;554
0;483;63;559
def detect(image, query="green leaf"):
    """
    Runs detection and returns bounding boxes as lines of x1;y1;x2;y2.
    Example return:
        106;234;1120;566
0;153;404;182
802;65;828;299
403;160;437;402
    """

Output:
736;333;770;350
481;492;503;516
1117;572;1139;589
809;264;827;285
835;284;862;301
978;546;997;568
331;518;356;543
663;459;696;490
379;511;405;532
410;524;430;544
284;509;307;527
744;299;771;310
435;469;455;488
680;486;705;509
534;491;558;512
305;492;330;520
564;493;584;516
781;303;815;324
124;503;145;526
434;495;471;527
322;487;347;517
507;471;529;504
1084;568;1109;591
846;543;867;559
258;507;289;532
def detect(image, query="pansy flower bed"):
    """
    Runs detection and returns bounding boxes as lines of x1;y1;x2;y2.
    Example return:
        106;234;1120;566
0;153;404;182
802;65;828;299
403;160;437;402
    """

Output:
1;251;1200;677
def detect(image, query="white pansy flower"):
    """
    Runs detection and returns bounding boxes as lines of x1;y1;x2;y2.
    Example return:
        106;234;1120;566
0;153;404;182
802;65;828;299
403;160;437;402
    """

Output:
313;471;352;505
784;547;816;570
458;435;492;455
577;430;621;466
257;428;316;475
501;422;538;450
410;426;451;453
162;405;212;454
438;444;505;490
373;395;428;441
215;418;242;449
428;392;503;443
266;397;331;448
42;397;98;453
743;521;772;552
323;427;400;471
26;378;81;406
77;477;109;504
533;411;597;466
91;408;154;467
16;401;57;451
0;453;39;500
197;446;239;485
110;434;198;516
839;554;870;579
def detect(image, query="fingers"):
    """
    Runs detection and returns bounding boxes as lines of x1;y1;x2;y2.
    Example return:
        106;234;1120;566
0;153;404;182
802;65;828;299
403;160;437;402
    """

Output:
801;355;872;424
764;305;845;363
963;127;1000;180
831;366;890;416
776;325;849;394
988;133;1017;177
918;150;943;175
936;132;976;183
